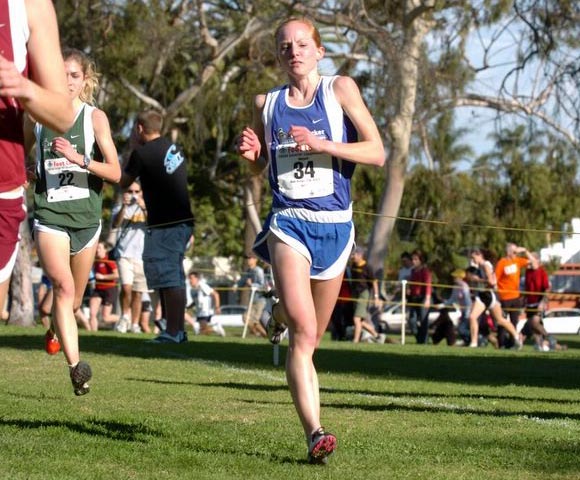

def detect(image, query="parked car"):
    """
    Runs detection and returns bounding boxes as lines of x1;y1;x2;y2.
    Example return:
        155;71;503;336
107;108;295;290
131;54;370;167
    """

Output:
379;302;462;333
541;308;580;335
212;305;247;327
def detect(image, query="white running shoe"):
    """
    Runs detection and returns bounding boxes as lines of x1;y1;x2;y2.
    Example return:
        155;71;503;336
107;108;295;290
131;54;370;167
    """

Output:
212;323;226;337
130;323;142;334
192;322;200;335
114;316;129;333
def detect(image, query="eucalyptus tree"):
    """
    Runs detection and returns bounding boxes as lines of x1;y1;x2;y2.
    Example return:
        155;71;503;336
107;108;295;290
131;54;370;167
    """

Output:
53;0;283;258
397;111;476;278
473;125;580;254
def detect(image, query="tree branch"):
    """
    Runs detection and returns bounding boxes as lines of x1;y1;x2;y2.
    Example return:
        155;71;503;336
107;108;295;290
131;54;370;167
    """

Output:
452;93;579;148
119;77;165;112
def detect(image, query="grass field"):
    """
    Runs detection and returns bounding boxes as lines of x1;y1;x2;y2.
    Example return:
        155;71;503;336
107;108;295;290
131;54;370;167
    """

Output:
0;326;579;480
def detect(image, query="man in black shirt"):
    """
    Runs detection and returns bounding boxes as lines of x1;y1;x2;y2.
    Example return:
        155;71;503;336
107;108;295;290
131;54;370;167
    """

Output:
121;109;194;343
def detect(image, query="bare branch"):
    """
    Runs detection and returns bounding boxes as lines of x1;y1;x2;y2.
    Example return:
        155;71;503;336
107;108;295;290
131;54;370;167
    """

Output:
403;0;436;29
453;93;580;148
164;17;268;127
119;77;165;112
196;0;218;54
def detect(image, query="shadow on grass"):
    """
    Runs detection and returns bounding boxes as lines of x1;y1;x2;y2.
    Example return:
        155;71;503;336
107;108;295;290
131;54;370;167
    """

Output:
1;329;579;390
325;401;580;422
0;417;161;442
197;381;580;405
231;396;580;423
177;440;310;466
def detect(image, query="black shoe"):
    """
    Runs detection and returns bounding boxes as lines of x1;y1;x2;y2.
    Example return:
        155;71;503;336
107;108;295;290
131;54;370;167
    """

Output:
266;301;287;345
70;361;92;396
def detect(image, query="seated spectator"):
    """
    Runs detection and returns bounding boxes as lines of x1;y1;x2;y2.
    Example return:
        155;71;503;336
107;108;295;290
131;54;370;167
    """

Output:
430;306;457;346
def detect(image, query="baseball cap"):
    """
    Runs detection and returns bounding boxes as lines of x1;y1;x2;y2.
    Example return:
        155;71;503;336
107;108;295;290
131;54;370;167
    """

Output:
451;268;465;278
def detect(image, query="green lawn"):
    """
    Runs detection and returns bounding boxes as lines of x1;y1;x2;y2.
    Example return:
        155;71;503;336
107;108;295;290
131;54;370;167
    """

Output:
1;326;579;480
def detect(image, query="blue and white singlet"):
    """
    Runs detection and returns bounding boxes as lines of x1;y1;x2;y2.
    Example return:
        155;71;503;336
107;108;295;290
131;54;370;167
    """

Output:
253;76;358;279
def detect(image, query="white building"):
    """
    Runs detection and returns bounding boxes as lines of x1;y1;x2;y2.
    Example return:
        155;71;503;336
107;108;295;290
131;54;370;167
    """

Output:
540;218;580;265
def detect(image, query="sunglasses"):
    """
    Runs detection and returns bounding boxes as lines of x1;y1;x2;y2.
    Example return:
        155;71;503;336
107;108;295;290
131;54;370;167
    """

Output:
127;190;141;193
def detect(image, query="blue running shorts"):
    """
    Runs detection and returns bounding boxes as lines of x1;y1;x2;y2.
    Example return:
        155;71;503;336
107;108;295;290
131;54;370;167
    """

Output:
254;211;354;280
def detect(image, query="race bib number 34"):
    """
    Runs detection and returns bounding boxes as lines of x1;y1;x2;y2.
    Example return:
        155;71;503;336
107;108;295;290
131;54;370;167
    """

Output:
276;145;334;200
45;157;90;203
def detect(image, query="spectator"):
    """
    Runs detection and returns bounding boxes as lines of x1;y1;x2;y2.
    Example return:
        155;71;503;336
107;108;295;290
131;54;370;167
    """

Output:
349;247;381;343
121;109;194;344
236;16;384;464
29;48;121;395
0;0;74;325
392;251;413;300
37;273;53;330
447;268;472;345
430;306;457;346
186;271;225;336
37;271;90;339
237;252;268;337
140;290;153;333
521;252;565;351
408;249;432;344
466;249;521;349
111;181;149;334
495;243;534;347
88;241;119;330
330;268;353;341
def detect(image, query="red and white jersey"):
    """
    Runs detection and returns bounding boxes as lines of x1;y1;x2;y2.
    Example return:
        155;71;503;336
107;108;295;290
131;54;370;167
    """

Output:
0;0;30;193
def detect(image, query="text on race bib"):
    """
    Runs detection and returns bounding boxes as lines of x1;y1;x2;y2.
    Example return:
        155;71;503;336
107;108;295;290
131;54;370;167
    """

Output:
44;157;90;203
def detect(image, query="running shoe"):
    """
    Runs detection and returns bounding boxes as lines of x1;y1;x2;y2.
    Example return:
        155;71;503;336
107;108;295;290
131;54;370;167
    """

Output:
212;323;226;337
114;315;129;333
44;329;61;355
149;330;188;344
307;427;337;465
70;361;92;396
266;301;287;344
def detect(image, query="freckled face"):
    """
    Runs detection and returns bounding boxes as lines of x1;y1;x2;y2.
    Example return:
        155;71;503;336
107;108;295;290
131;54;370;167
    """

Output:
64;59;85;100
276;21;323;76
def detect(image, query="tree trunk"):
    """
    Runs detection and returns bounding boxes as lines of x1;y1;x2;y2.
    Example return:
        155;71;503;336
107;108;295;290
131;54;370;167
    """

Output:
7;219;35;327
367;1;434;276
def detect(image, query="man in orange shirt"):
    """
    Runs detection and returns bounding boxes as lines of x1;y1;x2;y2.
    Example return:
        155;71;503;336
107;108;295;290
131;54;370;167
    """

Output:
495;242;534;347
